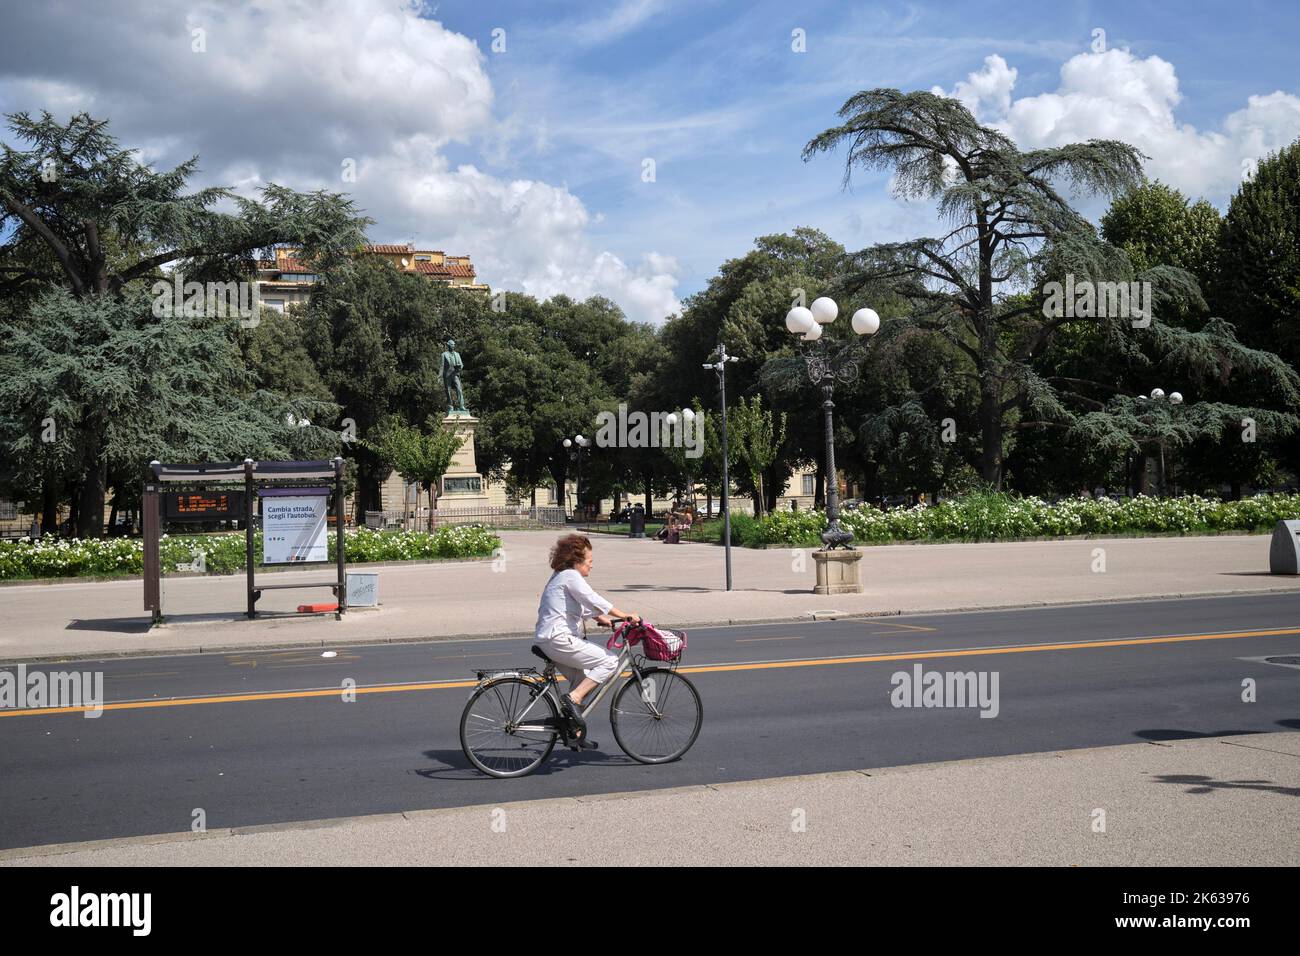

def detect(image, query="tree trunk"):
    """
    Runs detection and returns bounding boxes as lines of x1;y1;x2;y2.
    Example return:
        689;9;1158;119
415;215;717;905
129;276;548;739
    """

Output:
41;479;58;537
76;458;107;538
978;382;1002;488
1229;478;1242;501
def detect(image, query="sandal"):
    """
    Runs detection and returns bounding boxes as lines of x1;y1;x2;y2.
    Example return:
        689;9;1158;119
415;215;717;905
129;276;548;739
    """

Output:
560;694;588;742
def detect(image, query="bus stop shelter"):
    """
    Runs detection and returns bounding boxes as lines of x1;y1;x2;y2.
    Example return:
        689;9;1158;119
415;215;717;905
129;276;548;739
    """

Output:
142;458;347;625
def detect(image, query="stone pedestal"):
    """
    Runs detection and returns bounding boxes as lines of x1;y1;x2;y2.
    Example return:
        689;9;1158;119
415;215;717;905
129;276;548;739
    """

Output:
812;549;864;595
437;414;490;508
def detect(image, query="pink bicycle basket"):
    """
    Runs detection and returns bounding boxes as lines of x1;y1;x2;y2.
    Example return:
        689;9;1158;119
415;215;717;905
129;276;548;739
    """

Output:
607;620;687;662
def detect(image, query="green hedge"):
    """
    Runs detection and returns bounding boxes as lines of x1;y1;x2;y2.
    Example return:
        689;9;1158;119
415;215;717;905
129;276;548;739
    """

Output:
737;493;1300;547
0;525;501;581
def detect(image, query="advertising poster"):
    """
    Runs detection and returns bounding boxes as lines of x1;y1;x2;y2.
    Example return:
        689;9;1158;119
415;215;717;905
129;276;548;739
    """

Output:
262;494;328;564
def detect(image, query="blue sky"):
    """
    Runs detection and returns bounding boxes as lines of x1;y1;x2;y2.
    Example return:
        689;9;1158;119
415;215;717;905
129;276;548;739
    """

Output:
2;0;1298;321
447;0;1300;299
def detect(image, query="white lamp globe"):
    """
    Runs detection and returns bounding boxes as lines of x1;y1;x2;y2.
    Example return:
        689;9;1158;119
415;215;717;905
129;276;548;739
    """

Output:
785;307;815;335
1169;392;1183;405
851;308;880;335
563;438;572;448
576;435;587;447
1150;388;1166;401
802;321;823;341
665;413;678;428
810;297;838;324
682;407;696;422
1137;395;1148;401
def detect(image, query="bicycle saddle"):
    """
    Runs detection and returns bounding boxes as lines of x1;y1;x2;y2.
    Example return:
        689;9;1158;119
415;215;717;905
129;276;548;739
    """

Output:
530;645;553;664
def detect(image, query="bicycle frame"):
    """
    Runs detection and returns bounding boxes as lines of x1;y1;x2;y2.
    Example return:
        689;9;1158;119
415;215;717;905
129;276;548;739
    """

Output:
507;641;665;734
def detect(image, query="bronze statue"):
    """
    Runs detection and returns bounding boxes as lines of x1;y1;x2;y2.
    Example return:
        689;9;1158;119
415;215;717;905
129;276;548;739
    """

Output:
441;339;467;415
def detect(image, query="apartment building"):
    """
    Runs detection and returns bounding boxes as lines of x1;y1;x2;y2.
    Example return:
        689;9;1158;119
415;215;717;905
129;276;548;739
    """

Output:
255;243;488;312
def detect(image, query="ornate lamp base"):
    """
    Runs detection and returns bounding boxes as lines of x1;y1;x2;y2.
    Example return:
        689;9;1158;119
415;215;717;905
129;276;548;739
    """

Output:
820;521;855;550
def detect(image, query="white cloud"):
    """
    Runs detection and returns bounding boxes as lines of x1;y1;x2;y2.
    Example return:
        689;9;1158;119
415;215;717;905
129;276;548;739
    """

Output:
935;48;1300;202
0;0;680;323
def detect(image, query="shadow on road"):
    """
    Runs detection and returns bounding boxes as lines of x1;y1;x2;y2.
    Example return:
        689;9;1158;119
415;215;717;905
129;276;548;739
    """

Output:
416;747;637;781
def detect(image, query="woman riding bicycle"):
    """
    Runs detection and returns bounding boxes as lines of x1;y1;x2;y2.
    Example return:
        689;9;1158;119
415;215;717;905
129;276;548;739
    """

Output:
534;534;640;741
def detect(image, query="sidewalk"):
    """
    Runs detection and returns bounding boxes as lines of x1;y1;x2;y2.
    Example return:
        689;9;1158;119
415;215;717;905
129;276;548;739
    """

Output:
2;530;1298;661
5;732;1296;865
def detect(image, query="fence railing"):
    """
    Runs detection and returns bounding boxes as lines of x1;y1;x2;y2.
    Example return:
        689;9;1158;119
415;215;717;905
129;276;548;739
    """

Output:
367;505;567;529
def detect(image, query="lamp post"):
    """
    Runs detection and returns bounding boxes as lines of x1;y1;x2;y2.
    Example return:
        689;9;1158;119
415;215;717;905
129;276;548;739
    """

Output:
704;345;740;591
784;297;880;549
664;406;698;508
1136;388;1183;497
562;434;591;520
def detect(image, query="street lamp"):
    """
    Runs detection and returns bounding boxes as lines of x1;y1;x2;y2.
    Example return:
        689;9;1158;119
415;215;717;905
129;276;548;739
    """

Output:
784;297;880;549
562;435;591;519
1136;388;1184;496
664;407;699;508
704;345;740;591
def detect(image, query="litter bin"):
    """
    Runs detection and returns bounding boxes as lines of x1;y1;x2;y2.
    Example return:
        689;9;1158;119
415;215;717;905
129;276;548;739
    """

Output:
1269;519;1300;574
629;504;646;538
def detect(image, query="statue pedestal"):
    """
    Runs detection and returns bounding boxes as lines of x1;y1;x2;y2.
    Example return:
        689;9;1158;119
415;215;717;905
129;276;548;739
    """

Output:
438;415;490;509
812;549;863;595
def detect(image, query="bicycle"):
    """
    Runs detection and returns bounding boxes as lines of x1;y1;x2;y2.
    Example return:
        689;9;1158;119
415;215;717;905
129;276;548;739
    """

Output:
458;616;703;778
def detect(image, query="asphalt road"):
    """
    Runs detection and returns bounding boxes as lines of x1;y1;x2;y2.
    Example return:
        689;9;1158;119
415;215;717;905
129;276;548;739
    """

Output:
2;592;1298;850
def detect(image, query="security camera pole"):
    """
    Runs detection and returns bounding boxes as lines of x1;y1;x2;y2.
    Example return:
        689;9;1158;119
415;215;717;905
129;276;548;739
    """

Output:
705;344;740;591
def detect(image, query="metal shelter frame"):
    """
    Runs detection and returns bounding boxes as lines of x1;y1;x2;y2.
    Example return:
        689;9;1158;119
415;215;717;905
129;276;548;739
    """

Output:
143;458;347;625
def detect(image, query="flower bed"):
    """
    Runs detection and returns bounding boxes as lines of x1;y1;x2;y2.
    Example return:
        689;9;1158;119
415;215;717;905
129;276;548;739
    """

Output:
737;493;1300;547
0;526;501;581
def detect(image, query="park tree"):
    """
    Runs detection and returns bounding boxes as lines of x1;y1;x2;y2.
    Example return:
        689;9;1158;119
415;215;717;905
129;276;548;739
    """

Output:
802;89;1182;487
303;257;479;514
0;111;369;536
1101;181;1221;295
365;418;463;529
0;288;341;533
726;395;786;517
1213;139;1300;481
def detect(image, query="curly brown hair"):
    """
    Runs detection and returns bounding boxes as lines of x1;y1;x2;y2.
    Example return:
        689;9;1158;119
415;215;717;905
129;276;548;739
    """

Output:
549;533;593;571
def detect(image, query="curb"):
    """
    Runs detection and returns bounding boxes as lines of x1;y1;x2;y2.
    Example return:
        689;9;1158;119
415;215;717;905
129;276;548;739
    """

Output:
2;585;1299;664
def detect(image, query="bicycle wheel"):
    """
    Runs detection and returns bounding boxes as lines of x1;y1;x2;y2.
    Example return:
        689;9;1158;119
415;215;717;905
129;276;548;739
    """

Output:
610;666;702;764
460;678;559;778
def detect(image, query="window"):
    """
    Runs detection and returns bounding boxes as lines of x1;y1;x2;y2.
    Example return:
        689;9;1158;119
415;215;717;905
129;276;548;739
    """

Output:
802;475;815;496
264;299;286;312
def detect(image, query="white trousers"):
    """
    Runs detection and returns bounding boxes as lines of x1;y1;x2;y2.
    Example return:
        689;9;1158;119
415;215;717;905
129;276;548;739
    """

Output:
535;630;619;688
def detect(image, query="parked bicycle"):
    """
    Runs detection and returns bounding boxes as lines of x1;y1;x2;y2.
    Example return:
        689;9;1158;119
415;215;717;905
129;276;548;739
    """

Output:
459;616;703;778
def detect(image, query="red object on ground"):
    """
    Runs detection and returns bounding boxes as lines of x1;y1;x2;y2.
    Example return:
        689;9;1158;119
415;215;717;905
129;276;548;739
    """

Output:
297;602;339;613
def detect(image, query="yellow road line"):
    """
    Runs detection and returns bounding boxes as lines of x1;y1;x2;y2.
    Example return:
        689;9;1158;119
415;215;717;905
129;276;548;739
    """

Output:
2;625;1298;719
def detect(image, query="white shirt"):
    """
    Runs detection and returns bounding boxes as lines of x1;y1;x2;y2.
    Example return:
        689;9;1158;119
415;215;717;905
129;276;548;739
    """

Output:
534;569;613;642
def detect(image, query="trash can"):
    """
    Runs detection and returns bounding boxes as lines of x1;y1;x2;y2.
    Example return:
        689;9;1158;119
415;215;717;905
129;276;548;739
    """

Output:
346;571;380;606
1269;519;1300;574
629;504;646;538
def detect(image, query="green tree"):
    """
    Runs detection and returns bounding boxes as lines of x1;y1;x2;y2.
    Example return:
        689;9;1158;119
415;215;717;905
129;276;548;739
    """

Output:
803;89;1175;487
0;289;340;533
1101;181;1221;294
727;395;786;517
366;418;463;529
0;111;369;535
304;257;479;514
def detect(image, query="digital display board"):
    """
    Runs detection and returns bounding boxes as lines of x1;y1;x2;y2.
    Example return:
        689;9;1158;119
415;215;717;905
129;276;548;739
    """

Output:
164;491;245;521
